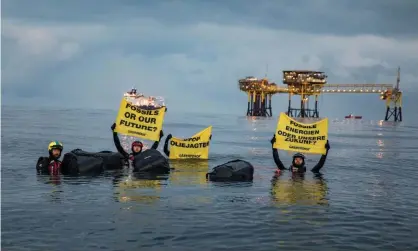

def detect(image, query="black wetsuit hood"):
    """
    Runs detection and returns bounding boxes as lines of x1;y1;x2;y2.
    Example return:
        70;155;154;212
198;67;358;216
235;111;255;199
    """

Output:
131;141;143;156
291;153;306;172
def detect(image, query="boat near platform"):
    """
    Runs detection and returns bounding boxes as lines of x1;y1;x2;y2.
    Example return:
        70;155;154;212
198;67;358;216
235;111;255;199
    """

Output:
123;87;165;109
345;113;362;119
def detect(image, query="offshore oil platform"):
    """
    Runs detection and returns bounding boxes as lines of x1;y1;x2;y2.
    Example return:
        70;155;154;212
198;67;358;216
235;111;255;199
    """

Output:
238;77;278;116
238;67;403;121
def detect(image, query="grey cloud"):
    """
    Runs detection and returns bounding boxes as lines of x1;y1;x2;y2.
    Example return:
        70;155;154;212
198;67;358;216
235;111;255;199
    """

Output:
2;0;418;115
348;65;399;84
3;0;418;37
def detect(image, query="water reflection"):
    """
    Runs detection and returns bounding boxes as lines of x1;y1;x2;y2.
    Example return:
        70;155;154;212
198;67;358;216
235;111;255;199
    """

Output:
246;116;265;122
37;175;64;203
376;120;403;128
37;174;62;186
270;173;328;206
245;116;273;131
376;139;385;159
48;188;64;203
168;160;209;187
113;172;166;204
61;175;106;185
210;181;253;188
374;131;401;159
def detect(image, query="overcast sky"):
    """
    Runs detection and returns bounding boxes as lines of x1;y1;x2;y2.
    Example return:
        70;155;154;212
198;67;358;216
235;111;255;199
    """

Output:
2;0;418;118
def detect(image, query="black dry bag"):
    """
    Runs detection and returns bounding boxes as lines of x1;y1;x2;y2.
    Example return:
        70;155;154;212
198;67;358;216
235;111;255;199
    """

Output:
206;159;254;182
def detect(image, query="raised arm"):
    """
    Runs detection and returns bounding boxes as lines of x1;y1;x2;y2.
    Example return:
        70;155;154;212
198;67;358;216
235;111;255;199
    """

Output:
271;135;286;170
111;123;129;159
151;130;164;149
311;140;330;173
163;134;172;157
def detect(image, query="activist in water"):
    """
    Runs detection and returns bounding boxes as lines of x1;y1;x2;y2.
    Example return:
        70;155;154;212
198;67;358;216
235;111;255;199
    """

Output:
36;141;64;175
111;123;164;163
270;135;330;174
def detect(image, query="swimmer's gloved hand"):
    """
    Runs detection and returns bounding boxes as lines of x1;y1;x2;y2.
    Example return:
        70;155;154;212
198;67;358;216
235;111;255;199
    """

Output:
159;130;164;139
270;135;276;145
111;123;116;131
325;140;330;151
166;134;172;140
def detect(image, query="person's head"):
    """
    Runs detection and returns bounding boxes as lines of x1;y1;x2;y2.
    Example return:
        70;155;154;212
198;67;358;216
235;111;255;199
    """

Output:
131;141;143;154
48;141;63;160
292;152;305;168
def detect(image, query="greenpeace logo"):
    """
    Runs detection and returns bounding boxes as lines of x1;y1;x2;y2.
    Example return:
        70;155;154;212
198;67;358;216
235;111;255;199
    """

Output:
179;154;201;158
289;145;310;151
128;130;146;136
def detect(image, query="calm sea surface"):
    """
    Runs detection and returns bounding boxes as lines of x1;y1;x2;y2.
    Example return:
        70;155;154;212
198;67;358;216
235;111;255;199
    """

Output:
2;105;418;251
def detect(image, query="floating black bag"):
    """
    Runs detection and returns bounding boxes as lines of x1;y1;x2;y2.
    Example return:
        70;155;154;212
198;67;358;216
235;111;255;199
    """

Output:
206;159;254;182
61;149;124;175
133;149;170;174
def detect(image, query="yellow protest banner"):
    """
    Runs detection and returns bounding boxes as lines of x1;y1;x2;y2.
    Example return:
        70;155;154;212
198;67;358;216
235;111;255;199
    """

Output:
114;98;166;141
273;112;328;155
168;126;212;159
